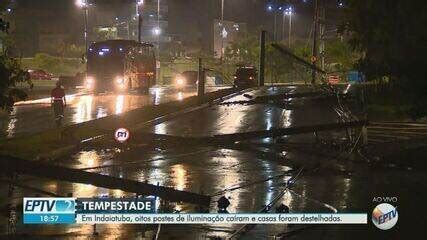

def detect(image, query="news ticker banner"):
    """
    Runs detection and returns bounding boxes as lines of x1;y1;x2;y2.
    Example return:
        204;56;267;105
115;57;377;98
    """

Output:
23;198;367;225
23;197;155;224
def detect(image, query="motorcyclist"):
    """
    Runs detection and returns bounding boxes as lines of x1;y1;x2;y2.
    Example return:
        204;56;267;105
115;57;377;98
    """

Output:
51;81;66;126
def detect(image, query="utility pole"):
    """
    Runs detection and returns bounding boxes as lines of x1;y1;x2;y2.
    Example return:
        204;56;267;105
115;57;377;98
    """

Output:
319;2;326;71
126;22;130;40
138;9;142;42
282;11;286;42
220;0;225;59
138;16;142;42
156;0;161;84
311;0;319;85
76;0;89;51
288;13;292;47
84;6;88;52
136;0;143;42
157;0;160;47
197;58;205;100
259;30;266;86
273;11;277;41
221;0;224;21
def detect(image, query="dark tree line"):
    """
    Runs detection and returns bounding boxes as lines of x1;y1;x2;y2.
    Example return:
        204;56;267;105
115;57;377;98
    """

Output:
1;2;30;112
340;0;427;118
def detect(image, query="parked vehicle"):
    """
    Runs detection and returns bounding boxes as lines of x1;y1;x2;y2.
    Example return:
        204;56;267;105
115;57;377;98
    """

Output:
233;66;257;88
28;69;53;80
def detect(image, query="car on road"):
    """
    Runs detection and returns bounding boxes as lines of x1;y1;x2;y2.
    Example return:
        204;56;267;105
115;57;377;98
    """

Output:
174;70;198;89
233;66;257;88
28;69;53;80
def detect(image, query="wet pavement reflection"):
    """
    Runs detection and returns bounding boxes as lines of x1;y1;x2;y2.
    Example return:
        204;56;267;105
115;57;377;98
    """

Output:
1;85;424;239
0;86;225;138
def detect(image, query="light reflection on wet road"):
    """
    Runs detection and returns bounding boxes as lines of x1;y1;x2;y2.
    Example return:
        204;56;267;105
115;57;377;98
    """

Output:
1;85;424;239
0;86;224;138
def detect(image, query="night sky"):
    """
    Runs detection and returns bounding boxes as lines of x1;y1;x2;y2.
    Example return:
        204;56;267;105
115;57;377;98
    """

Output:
6;0;341;55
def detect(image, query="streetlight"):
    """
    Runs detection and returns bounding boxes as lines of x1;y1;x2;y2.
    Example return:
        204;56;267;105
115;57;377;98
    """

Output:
76;0;89;52
152;26;161;36
156;0;161;51
266;3;278;41
136;0;143;42
283;6;293;47
220;0;226;59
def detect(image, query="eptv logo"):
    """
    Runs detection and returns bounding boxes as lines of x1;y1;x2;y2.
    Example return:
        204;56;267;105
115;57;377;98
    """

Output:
372;203;398;230
24;198;75;214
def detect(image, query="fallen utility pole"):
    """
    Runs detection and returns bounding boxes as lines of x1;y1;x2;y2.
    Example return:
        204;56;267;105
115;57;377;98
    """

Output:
271;43;325;74
254;90;333;101
220;90;346;106
133;120;368;146
206;120;367;143
0;155;211;206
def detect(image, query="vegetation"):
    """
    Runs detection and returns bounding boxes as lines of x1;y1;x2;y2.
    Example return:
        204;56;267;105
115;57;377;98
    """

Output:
94;27;118;42
0;2;31;112
223;33;357;84
341;0;427;119
56;43;85;59
21;53;84;76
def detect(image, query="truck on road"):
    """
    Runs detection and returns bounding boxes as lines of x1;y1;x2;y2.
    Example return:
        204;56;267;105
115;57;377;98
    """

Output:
85;39;156;94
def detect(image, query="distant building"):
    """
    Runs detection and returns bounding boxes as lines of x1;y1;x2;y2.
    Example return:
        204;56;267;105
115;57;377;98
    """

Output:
213;19;247;58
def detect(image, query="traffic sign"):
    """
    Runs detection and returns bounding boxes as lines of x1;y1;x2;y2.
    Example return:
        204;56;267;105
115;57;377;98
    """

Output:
347;71;364;83
311;56;317;63
328;74;340;84
114;128;130;143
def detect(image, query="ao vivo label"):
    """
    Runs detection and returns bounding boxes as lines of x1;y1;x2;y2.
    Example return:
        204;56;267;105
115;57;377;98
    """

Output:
23;198;76;224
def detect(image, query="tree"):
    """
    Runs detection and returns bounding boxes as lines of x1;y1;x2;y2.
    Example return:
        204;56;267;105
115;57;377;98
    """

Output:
324;39;357;72
94;27;118;41
224;34;304;83
0;3;31;112
224;35;259;65
340;0;427;118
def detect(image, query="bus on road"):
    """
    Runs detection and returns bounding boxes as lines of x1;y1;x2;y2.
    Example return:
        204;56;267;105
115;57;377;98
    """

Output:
85;39;156;94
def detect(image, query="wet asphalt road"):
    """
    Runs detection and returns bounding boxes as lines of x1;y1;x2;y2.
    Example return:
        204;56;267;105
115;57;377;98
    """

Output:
0;86;225;138
1;85;426;239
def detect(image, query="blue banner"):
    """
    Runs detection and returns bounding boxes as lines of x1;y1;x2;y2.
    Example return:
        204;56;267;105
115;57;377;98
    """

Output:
23;197;155;224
